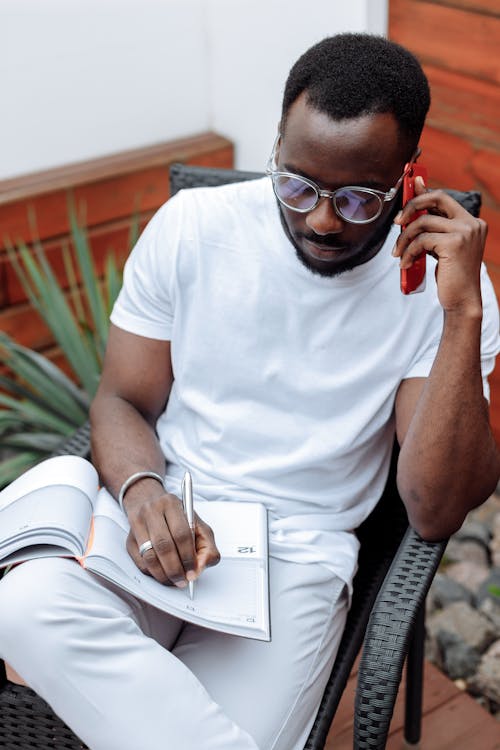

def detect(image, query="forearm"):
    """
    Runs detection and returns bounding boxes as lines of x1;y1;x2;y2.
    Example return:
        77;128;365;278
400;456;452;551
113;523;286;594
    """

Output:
89;392;167;503
397;309;500;540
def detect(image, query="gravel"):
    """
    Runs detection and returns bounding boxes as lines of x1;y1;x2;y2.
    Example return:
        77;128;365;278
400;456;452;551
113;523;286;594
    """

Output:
425;490;500;719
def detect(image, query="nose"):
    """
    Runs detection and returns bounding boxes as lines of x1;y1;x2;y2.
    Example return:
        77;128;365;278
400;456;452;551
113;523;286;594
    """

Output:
305;196;344;236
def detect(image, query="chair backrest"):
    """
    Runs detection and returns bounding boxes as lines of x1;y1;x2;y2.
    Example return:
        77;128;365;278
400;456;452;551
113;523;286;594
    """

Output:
169;163;263;197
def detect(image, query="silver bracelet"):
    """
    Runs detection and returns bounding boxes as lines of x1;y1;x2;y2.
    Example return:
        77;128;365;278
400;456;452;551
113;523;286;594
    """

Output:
117;471;165;513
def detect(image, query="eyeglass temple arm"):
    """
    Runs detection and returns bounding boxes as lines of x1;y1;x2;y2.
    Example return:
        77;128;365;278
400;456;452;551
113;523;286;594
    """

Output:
385;146;422;200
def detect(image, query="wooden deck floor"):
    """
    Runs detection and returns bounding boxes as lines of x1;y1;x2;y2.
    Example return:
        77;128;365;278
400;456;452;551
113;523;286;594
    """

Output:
326;659;500;749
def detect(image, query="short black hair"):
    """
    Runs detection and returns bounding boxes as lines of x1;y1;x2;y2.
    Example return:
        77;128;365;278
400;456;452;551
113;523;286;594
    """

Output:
281;33;430;150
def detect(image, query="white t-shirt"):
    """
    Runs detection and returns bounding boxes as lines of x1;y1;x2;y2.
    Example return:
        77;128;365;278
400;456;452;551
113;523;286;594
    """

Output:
111;177;500;593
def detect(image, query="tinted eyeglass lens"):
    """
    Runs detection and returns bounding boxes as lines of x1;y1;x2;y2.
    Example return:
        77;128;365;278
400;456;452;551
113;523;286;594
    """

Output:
273;175;318;210
334;189;382;222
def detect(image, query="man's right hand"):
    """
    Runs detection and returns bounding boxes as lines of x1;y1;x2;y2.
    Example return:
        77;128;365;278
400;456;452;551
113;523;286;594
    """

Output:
89;328;221;585
124;487;221;588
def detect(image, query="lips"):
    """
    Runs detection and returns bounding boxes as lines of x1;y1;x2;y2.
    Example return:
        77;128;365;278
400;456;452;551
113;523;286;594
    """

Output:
303;237;348;260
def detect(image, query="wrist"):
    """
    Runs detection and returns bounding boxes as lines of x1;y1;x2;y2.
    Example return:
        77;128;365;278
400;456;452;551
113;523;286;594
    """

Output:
442;291;483;322
443;303;483;330
117;471;165;513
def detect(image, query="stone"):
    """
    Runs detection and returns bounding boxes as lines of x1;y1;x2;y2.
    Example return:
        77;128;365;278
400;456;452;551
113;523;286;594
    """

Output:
477;568;500;608
491;514;500;568
467;639;500;705
426;601;497;652
469;493;500;526
454;519;491;549
479;597;500;632
444;560;490;593
428;573;474;610
447;539;490;568
436;630;481;679
424;492;500;718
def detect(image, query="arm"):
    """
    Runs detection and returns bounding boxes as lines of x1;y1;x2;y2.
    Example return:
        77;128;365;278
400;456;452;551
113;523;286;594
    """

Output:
393;181;500;541
90;323;219;586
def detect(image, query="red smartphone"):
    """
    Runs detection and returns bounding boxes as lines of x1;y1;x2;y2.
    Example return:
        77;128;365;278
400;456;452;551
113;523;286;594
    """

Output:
400;163;428;295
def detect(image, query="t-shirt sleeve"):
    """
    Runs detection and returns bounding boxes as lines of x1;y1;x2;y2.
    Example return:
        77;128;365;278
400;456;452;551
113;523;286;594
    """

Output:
476;263;500;400
110;196;183;340
403;263;500;400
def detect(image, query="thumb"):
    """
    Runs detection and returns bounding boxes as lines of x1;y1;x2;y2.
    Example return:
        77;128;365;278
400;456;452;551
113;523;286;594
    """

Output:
414;174;426;195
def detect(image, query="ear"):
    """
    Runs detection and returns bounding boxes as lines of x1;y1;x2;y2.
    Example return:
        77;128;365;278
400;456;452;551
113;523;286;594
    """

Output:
269;131;282;169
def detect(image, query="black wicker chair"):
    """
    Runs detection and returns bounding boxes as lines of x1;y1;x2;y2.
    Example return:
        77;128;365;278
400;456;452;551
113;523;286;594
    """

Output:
0;164;481;749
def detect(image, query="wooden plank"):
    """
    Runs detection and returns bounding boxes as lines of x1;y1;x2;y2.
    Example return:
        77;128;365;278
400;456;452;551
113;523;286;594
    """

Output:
0;132;233;206
389;0;500;84
328;661;461;749
419;126;476;191
421;0;500;16
386;692;500;749
0;138;233;249
325;672;356;749
424;64;500;146
472;151;500;206
1;302;52;350
419;127;500;209
0;212;153;309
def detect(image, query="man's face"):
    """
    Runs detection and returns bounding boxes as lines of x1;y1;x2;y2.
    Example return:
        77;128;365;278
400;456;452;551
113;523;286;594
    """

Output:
275;95;412;277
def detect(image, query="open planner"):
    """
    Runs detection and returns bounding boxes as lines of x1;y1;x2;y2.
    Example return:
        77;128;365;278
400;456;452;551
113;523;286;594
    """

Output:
0;455;270;641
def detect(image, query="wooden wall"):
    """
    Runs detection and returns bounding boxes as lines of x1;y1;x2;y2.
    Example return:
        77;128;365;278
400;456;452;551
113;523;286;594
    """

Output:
0;132;233;370
389;0;500;443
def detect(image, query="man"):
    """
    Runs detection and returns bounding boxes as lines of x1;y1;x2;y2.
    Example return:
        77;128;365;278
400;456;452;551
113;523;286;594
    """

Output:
1;33;499;750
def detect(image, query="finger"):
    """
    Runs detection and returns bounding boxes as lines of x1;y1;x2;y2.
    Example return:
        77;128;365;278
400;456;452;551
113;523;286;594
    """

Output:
192;517;221;576
161;497;197;578
398;231;461;270
125;510;164;576
126;533;176;585
414;174;426;196
128;495;183;586
141;501;192;587
126;532;150;574
392;214;452;258
395;188;468;226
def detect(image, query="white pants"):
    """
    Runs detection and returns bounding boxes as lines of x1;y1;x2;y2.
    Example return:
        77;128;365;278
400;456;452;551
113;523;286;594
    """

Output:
0;556;347;750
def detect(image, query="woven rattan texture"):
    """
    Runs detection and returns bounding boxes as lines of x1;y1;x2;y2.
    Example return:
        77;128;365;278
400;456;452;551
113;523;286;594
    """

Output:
0;683;88;749
51;422;91;458
169;163;262;196
354;531;446;748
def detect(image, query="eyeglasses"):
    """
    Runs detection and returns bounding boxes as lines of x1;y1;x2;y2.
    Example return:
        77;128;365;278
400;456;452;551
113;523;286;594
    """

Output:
266;136;420;225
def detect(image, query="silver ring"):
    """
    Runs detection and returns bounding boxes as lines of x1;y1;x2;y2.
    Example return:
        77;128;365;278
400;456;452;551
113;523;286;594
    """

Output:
139;540;154;557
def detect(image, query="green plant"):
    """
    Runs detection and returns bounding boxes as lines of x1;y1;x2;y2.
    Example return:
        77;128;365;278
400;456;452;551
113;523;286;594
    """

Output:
0;202;129;487
487;583;500;599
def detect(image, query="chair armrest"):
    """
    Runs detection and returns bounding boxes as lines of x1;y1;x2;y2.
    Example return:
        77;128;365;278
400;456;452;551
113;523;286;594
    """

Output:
50;421;92;459
304;549;397;750
353;527;447;748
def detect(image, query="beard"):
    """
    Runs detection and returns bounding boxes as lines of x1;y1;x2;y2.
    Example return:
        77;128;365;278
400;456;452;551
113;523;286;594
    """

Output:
278;199;401;278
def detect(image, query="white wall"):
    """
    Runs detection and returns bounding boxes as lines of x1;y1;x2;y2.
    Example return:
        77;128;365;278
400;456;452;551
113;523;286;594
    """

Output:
0;0;388;180
206;0;388;170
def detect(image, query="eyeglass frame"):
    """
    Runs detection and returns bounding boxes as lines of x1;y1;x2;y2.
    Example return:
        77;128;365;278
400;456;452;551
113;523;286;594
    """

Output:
266;135;421;225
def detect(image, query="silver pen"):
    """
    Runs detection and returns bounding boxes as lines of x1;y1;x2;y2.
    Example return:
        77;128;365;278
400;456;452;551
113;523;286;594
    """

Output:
181;471;195;600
